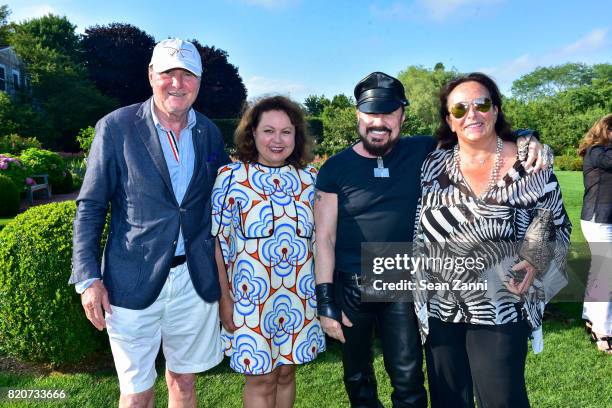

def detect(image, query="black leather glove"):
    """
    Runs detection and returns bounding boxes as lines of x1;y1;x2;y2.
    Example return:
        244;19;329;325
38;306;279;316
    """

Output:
315;283;341;322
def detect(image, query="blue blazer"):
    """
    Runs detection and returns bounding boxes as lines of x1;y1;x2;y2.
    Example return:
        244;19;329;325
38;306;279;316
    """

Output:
70;98;230;309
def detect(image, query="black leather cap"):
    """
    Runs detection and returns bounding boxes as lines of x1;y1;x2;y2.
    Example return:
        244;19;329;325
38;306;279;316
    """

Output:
354;72;408;114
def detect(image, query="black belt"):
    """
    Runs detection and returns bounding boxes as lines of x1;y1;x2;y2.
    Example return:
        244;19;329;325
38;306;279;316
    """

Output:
170;255;187;268
337;272;362;286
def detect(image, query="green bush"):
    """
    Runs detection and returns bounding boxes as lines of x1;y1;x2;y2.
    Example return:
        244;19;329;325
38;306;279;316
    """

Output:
19;148;66;187
0;134;42;155
0;201;107;365
555;155;583;171
0;153;28;191
0;174;20;216
75;126;94;155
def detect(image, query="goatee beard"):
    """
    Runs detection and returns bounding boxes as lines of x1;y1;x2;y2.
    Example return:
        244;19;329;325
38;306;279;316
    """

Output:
359;127;398;156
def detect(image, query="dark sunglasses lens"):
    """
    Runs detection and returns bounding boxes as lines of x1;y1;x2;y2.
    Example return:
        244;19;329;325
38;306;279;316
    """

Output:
474;98;492;113
450;103;467;118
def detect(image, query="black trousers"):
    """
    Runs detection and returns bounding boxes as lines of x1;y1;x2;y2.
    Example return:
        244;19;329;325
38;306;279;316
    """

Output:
425;317;531;408
339;300;427;408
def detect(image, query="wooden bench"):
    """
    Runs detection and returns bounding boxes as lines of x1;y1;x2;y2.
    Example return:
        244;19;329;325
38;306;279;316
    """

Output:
27;174;52;205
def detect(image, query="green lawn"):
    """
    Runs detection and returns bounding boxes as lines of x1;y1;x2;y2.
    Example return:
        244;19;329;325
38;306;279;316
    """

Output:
0;218;12;231
2;171;610;407
555;171;585;243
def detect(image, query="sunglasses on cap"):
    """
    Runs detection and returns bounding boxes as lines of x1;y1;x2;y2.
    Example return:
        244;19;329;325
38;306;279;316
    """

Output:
449;97;493;119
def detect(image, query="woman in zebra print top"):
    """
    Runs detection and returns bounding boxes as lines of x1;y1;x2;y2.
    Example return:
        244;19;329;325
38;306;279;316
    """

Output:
413;73;572;408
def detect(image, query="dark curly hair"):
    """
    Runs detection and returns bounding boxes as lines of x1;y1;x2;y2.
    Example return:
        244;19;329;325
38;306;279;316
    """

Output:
435;72;513;149
234;95;314;168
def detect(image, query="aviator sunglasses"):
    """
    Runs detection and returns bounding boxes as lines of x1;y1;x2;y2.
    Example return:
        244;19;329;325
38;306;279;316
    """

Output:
449;97;493;119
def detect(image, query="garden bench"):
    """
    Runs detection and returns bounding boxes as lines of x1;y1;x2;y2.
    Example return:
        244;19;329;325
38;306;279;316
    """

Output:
27;174;52;205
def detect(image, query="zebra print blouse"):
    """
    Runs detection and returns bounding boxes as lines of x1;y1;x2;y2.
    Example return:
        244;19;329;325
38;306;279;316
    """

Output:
413;148;572;348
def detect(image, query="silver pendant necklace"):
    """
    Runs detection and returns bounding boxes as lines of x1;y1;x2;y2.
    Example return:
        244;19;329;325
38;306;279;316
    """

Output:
453;136;503;198
374;156;389;178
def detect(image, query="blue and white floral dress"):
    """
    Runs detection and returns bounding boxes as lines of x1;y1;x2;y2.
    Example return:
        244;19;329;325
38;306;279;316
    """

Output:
212;161;325;374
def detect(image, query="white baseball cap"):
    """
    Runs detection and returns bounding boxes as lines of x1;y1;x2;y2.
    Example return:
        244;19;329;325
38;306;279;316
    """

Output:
149;38;202;77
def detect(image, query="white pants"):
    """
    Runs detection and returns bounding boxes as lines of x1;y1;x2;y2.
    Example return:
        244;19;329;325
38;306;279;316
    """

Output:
581;220;612;336
105;263;223;394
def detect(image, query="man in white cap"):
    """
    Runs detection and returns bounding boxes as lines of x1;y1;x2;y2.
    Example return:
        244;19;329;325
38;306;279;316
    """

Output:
70;38;230;407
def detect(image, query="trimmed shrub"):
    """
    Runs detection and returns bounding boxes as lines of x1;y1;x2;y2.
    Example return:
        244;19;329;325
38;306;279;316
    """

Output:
0;174;20;216
0;153;29;191
0;201;107;365
0;134;42;155
19;148;66;187
555;155;583;171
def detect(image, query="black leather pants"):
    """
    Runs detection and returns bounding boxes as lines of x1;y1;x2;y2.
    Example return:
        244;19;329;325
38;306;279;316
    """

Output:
338;278;427;408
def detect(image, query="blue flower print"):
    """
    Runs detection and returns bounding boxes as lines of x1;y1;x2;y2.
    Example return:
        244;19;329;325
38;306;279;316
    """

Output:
262;294;303;347
233;260;269;316
231;333;271;375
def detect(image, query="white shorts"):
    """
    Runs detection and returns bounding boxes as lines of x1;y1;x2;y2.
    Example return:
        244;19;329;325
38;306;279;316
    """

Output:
105;263;223;394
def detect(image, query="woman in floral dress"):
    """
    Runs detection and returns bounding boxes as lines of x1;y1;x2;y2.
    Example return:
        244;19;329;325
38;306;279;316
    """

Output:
212;96;325;408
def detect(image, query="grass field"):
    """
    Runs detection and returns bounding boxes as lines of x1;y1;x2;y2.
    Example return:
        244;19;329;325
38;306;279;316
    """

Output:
0;218;12;231
1;171;611;407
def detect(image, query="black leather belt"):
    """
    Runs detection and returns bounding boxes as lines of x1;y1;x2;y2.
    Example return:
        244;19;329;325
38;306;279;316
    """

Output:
170;255;187;268
337;272;362;287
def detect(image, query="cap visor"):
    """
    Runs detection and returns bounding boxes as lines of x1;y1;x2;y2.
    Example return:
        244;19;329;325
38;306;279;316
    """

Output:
151;62;201;77
357;99;401;114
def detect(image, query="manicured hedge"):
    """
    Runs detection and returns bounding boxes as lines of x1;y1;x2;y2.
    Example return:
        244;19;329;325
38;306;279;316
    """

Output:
0;201;107;365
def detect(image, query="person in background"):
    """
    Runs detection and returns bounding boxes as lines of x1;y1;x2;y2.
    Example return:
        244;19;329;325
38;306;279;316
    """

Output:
578;113;612;355
212;96;326;408
70;38;229;407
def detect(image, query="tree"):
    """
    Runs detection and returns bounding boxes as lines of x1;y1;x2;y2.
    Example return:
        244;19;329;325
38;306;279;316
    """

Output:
303;94;330;116
0;92;49;138
190;40;247;118
510;62;606;101
319;105;356;155
0;5;10;46
505;63;611;155
9;14;116;149
397;63;458;135
81;23;155;106
330;94;353;109
10;13;82;63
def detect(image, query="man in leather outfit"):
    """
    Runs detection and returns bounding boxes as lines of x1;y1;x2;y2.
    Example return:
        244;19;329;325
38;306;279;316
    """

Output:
314;72;430;408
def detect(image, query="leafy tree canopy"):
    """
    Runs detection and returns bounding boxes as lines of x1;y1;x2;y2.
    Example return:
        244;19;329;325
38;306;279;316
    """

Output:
304;94;330;116
510;62;611;101
397;63;459;135
191;40;247;118
81;23;155;106
0;4;10;46
10;13;82;64
9;13;116;149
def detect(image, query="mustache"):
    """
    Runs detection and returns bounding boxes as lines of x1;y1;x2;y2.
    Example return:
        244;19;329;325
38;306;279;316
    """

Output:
366;126;392;134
